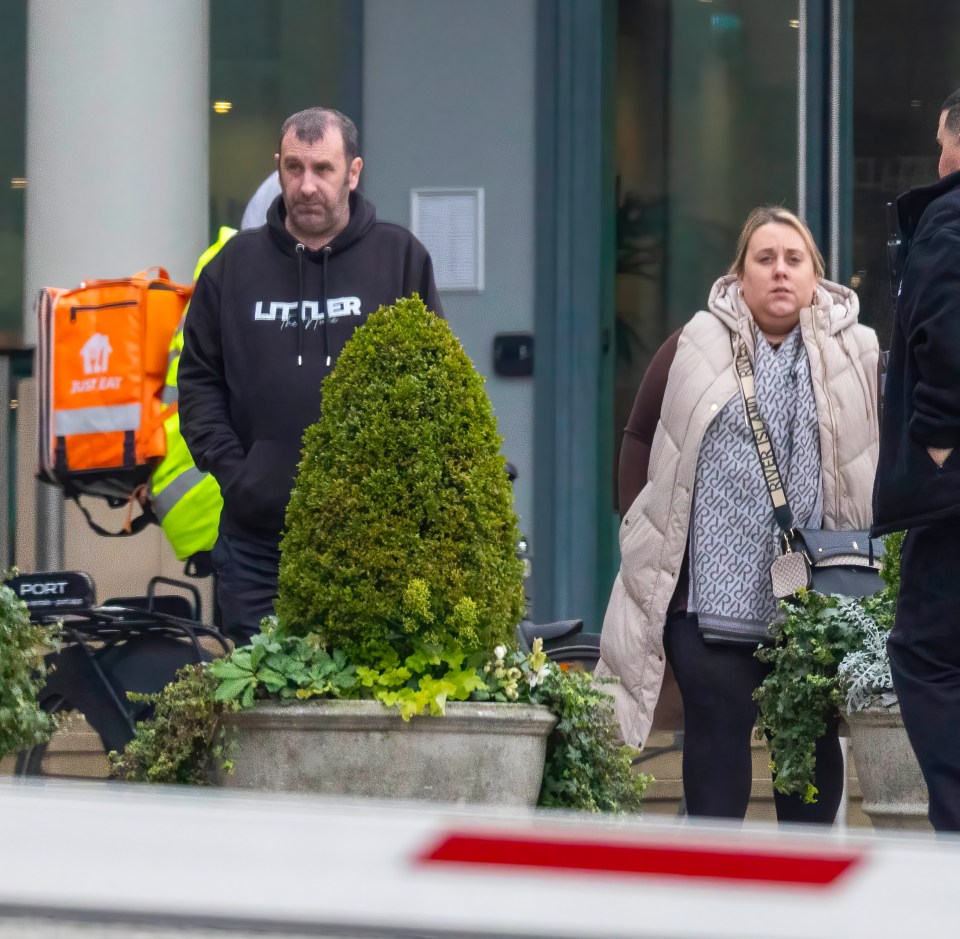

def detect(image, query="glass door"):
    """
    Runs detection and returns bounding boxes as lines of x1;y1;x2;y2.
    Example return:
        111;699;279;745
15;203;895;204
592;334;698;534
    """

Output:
614;0;802;511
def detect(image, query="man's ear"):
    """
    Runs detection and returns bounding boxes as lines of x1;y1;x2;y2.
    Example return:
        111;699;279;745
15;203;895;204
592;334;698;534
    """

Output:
274;152;281;172
348;156;363;191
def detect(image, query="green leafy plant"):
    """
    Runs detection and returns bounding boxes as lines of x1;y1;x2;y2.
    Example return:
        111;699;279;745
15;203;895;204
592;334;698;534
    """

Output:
109;662;231;785
208;624;358;708
275;296;525;666
0;572;61;761
476;642;650;811
205;620;487;722
353;641;488;720
754;531;904;802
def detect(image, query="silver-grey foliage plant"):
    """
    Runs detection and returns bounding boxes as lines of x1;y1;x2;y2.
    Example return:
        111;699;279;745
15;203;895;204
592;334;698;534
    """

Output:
835;595;897;713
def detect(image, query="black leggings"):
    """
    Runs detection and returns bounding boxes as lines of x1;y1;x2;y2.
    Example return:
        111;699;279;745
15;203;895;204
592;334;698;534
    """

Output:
664;613;844;824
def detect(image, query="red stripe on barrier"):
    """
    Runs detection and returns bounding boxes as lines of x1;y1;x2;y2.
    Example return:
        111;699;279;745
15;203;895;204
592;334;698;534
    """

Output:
418;833;861;888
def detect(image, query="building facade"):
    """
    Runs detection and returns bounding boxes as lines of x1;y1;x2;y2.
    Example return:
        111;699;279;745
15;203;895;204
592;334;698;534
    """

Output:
1;0;958;627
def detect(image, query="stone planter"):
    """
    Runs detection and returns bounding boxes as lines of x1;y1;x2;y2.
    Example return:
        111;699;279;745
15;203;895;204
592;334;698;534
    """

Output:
845;705;931;831
214;699;556;806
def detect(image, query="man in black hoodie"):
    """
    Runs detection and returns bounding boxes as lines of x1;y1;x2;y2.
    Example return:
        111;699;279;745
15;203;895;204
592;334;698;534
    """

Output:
873;89;960;831
179;107;442;645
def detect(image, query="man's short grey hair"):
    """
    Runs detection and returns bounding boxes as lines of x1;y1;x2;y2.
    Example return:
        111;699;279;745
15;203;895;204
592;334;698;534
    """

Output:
278;107;360;162
942;90;960;135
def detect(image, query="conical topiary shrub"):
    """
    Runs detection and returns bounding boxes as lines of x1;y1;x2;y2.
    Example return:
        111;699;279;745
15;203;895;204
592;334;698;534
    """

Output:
275;295;525;666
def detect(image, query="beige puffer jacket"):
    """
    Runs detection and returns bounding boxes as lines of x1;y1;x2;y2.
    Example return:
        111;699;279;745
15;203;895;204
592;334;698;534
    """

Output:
596;275;880;748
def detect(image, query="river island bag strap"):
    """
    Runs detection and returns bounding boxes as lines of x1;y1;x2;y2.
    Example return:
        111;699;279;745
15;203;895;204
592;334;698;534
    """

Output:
731;335;813;599
731;335;884;600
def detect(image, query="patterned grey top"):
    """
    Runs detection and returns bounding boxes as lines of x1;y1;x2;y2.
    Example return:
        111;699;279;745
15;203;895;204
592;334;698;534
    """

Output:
689;324;823;639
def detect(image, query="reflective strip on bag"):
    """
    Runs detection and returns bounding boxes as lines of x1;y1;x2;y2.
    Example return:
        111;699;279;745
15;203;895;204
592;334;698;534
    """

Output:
152;465;207;520
54;403;141;436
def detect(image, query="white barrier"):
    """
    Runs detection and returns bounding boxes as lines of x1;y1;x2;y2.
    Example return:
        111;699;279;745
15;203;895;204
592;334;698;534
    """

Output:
0;778;953;937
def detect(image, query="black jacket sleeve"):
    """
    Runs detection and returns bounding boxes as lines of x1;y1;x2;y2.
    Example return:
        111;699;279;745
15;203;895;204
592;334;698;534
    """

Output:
177;263;246;489
905;222;960;447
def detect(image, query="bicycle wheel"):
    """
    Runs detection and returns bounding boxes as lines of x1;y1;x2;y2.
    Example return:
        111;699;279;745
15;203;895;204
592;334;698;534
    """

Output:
546;638;601;673
14;695;111;779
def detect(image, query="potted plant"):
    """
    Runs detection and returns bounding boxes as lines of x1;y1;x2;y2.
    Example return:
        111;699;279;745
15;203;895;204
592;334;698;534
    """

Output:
111;297;649;812
836;531;929;830
754;531;929;829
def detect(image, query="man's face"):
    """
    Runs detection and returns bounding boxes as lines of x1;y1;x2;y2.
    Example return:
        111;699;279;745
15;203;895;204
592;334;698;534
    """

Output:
275;126;362;244
937;110;960;179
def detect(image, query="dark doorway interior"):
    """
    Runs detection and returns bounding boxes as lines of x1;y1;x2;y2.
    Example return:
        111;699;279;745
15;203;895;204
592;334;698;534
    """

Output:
851;0;960;348
614;0;799;510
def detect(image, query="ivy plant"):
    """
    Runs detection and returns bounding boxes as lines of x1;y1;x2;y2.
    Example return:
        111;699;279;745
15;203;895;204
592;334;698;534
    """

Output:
754;590;863;802
0;573;61;762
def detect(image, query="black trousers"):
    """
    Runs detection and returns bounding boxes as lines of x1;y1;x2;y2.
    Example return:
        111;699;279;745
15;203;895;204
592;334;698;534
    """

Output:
664;613;844;824
889;524;960;832
211;533;281;646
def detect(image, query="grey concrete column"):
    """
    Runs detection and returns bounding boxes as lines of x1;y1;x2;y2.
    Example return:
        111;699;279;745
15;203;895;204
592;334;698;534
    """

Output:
24;0;209;569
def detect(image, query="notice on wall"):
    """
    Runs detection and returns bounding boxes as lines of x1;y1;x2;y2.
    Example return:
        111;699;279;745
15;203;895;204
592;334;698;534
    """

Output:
410;188;484;292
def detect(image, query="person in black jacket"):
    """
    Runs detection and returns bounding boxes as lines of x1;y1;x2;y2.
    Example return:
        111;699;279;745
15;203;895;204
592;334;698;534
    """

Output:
179;107;442;645
873;89;960;831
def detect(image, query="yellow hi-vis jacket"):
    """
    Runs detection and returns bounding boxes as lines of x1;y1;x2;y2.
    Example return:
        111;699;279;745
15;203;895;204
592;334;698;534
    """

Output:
149;227;236;560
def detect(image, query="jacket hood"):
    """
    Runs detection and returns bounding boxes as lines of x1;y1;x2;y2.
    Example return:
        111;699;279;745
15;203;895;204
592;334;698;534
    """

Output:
706;273;861;345
265;189;377;259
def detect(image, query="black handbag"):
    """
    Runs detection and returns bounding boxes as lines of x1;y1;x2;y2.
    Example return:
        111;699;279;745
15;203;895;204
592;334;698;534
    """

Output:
783;528;884;599
732;336;885;602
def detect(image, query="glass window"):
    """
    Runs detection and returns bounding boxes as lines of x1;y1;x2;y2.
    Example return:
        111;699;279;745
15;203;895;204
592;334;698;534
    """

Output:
209;0;362;237
0;0;27;343
851;0;960;347
614;0;800;509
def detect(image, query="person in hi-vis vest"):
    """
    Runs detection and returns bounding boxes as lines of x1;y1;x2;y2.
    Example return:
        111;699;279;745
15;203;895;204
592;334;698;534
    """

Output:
149;227;236;572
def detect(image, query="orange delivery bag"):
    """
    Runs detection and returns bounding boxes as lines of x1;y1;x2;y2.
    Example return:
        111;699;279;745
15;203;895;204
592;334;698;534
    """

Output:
36;268;191;534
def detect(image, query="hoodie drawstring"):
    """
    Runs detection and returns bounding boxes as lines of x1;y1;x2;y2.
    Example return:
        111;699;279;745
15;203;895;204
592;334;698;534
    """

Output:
295;243;305;366
321;246;332;370
294;243;333;371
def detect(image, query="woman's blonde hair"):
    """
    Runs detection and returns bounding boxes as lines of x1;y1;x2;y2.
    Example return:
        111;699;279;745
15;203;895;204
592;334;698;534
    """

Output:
728;206;825;280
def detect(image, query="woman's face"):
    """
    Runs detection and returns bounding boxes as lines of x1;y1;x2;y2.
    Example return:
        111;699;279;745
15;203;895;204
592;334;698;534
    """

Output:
738;222;819;340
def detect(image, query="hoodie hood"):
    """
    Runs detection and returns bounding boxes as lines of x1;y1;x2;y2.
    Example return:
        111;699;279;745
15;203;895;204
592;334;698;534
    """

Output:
707;273;861;349
265;189;377;259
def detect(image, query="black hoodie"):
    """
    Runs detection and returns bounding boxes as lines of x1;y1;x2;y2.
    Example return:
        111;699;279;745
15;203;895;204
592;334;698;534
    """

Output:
873;170;960;534
178;190;443;545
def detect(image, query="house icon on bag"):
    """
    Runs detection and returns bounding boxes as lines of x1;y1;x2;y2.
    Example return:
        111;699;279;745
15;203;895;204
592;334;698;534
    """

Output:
81;333;112;375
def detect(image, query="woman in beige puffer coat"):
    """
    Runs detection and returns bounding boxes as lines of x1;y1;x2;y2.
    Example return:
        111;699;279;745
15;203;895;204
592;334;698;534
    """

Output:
596;206;879;823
